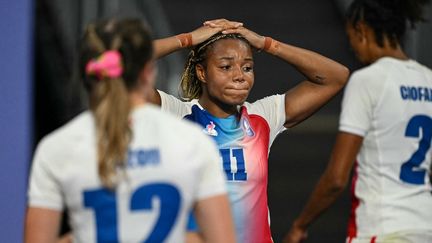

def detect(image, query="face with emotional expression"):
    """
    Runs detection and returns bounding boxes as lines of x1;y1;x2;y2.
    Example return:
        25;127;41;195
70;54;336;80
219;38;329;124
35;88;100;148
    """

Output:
196;38;254;111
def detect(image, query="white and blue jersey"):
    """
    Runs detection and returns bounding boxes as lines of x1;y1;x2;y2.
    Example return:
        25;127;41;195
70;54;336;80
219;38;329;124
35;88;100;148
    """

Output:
339;57;432;242
27;104;226;243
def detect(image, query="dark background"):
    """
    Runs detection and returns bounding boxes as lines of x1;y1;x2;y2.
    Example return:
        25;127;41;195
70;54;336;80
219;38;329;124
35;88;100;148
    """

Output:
34;0;432;242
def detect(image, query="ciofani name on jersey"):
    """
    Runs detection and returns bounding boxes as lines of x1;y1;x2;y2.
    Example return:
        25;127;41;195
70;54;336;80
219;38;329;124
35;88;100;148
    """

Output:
400;85;432;102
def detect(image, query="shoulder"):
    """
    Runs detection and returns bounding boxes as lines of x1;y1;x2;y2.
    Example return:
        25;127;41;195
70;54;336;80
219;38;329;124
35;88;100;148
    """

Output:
350;60;388;84
412;60;432;76
135;104;213;144
347;59;394;93
243;94;285;112
38;112;92;151
157;89;196;116
34;111;92;165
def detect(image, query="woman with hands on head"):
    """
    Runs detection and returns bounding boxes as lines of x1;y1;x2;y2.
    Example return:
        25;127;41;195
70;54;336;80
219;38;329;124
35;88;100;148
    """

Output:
284;0;432;242
149;19;349;243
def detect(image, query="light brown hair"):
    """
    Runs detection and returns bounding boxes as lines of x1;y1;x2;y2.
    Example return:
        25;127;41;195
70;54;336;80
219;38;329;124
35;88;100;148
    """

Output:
80;19;153;188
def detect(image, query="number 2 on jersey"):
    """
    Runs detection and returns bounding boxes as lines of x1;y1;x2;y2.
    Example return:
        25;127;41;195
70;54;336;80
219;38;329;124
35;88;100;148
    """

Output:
400;115;432;185
84;183;181;242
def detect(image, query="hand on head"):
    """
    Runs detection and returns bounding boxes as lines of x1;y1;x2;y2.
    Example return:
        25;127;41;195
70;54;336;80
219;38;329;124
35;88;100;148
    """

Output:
203;18;243;29
189;18;248;47
203;19;267;51
188;19;243;46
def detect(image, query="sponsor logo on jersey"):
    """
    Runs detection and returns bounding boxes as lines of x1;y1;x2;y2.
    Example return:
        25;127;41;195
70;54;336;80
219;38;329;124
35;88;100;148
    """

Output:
203;121;218;136
241;117;255;137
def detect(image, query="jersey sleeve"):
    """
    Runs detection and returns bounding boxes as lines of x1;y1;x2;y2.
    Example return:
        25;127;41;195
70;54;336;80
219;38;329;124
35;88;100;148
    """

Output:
194;134;227;200
27;139;64;211
247;94;287;145
339;69;382;137
157;90;191;117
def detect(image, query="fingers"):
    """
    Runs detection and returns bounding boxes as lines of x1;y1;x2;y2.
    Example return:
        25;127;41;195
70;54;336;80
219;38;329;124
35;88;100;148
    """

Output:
221;27;245;34
203;19;243;29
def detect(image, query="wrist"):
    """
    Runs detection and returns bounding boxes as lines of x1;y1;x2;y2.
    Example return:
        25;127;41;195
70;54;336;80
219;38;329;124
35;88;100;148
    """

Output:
262;36;280;56
175;33;193;48
293;219;308;231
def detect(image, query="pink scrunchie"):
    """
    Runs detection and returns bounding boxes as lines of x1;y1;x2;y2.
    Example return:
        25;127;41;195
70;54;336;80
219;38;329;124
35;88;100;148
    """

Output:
85;50;123;79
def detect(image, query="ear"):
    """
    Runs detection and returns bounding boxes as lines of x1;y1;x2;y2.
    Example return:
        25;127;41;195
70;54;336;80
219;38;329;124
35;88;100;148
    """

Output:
356;21;374;44
354;21;367;43
195;64;207;83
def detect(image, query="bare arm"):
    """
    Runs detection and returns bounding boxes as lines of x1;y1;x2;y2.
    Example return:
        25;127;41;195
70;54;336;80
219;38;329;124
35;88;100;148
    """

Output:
283;132;363;243
220;27;350;128
277;43;349;128
57;233;72;243
25;207;62;243
153;19;243;59
194;194;236;243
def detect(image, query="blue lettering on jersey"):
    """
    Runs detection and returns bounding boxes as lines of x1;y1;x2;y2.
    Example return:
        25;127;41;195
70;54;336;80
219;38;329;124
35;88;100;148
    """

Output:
400;86;432;102
127;148;160;168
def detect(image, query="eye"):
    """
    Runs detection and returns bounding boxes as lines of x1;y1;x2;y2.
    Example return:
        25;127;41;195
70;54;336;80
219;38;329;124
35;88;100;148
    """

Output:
243;66;253;72
220;65;231;70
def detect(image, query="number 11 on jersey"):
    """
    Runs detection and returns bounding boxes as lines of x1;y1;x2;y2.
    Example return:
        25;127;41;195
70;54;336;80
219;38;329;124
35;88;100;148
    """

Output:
220;148;247;181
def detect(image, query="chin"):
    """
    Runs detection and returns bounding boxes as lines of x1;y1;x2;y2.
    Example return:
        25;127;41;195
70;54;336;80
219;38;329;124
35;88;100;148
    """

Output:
226;97;247;106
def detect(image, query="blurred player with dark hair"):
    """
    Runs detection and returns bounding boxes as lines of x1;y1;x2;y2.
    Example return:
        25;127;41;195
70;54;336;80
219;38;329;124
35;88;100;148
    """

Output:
285;1;432;242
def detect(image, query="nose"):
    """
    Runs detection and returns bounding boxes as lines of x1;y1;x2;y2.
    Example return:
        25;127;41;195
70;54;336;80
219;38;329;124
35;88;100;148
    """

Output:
232;66;245;82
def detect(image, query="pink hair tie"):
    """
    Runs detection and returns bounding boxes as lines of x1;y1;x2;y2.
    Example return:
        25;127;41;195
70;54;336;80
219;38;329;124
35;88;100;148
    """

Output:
85;50;123;79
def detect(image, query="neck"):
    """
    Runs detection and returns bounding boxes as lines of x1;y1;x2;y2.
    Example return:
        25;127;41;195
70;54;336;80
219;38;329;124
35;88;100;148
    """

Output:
199;96;238;118
370;39;408;63
129;90;146;108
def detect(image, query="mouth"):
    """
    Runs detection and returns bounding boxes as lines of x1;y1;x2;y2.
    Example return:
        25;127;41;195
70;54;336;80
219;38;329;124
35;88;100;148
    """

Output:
225;87;250;96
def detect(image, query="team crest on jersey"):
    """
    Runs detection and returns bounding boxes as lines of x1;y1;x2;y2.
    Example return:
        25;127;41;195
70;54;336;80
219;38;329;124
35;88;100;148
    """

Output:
241;117;255;137
203;121;218;136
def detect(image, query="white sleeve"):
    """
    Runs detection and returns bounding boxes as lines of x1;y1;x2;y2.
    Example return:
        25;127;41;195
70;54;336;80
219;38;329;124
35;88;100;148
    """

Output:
194;134;227;200
27;140;63;210
339;70;381;137
246;94;287;145
157;90;191;117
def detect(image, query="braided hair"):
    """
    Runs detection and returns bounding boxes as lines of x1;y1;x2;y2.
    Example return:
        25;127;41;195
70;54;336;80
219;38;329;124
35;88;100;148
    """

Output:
179;32;251;101
346;0;430;48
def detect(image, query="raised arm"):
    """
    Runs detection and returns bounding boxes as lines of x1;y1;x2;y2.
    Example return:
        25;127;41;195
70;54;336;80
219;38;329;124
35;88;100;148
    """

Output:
283;132;363;243
219;26;350;128
153;19;243;59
